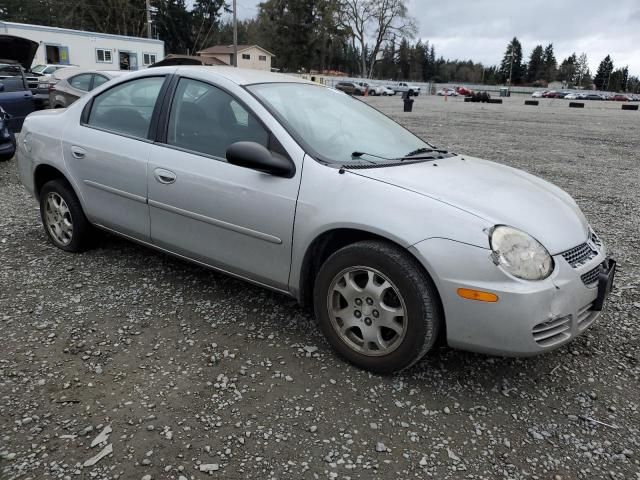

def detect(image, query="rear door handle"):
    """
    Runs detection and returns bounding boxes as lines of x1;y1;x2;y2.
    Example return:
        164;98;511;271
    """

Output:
70;146;86;159
154;168;176;184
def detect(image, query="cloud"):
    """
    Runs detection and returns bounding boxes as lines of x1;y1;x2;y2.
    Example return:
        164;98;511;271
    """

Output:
408;0;640;74
226;0;640;75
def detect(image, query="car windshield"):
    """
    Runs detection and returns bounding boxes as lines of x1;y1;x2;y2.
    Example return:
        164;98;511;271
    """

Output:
31;65;47;73
247;82;432;164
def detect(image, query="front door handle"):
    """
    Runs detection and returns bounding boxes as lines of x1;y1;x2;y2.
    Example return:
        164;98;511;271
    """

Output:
154;168;176;184
70;146;86;159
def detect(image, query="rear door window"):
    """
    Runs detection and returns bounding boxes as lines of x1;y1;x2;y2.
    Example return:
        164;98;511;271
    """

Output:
87;76;164;139
69;74;93;91
92;75;110;89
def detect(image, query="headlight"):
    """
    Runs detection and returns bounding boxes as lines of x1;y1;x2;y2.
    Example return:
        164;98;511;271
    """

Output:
489;226;554;280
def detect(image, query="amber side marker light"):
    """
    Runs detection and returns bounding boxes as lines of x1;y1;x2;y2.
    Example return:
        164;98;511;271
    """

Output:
457;288;499;302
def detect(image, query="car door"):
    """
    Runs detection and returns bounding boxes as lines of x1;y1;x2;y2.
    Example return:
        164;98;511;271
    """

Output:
62;75;167;241
146;76;303;290
0;66;34;131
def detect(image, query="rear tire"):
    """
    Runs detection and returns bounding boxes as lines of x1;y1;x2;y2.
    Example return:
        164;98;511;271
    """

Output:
313;240;442;374
40;179;93;252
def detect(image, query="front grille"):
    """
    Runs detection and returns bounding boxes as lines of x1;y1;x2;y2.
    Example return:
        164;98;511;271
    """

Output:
532;315;571;347
581;264;602;287
576;302;597;330
562;242;597;268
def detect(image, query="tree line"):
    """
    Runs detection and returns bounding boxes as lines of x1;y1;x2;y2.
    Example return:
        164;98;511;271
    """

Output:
497;37;637;92
1;0;638;92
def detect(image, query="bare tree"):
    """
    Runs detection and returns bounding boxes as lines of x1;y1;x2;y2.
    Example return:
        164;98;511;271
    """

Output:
337;0;416;78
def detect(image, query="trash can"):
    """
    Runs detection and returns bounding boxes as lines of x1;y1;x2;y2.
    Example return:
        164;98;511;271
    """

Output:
499;87;510;97
403;98;414;112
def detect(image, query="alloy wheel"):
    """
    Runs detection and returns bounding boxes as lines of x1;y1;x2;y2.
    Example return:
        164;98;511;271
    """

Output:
44;192;73;246
327;266;407;356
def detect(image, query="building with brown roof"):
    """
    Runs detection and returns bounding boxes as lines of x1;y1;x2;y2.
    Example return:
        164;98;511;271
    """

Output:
197;44;274;71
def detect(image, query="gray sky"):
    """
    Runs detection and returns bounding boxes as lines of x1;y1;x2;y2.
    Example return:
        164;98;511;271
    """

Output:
226;0;640;75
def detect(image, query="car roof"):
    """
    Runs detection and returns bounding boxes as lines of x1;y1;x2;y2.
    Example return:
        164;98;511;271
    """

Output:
53;67;128;80
169;66;313;86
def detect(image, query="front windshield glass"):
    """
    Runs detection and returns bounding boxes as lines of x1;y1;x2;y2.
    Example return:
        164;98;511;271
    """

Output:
247;82;432;164
31;65;47;73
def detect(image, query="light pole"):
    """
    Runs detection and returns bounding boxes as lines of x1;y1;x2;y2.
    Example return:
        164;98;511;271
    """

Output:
145;0;152;39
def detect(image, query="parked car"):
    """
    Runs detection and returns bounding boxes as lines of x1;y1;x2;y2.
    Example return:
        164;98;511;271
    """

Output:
0;106;16;161
455;86;472;96
531;91;546;98
16;67;615;373
368;85;394;96
0;35;38;131
585;94;604;101
49;69;126;108
392;82;421;96
334;81;357;95
611;94;630;101
564;93;579;100
31;64;78;109
0;63;35;131
354;82;369;95
436;88;458;96
377;86;395;96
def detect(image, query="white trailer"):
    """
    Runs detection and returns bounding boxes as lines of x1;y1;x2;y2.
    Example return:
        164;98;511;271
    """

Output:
0;21;164;71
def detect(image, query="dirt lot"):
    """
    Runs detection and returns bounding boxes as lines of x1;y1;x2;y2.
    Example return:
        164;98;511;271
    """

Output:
1;96;639;480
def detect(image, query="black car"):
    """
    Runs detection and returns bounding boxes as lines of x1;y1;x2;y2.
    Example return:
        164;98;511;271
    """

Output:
0;35;38;131
0;106;16;161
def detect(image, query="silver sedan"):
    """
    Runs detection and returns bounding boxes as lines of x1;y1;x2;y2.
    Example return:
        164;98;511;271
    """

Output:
16;66;615;373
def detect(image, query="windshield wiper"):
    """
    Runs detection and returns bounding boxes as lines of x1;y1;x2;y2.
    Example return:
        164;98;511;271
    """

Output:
351;151;385;164
402;147;448;158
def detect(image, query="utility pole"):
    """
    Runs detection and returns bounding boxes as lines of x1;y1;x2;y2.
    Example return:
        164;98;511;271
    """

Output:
232;0;238;67
145;0;152;39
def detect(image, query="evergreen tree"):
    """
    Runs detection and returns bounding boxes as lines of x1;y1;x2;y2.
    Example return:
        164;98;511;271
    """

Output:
558;53;577;86
499;37;525;85
542;43;557;82
593;55;614;90
526;45;544;83
397;37;411;80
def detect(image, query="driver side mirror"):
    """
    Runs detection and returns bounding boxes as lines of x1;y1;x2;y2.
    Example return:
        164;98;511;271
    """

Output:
226;141;295;178
0;83;5;93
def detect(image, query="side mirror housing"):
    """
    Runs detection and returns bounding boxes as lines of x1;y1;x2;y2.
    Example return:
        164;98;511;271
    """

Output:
0;83;5;92
226;141;295;178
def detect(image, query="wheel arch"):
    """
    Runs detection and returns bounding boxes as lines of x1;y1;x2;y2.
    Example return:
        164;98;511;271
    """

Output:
33;163;74;201
297;228;443;317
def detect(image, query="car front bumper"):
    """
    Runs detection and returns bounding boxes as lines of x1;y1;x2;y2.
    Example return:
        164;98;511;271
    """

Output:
410;237;611;356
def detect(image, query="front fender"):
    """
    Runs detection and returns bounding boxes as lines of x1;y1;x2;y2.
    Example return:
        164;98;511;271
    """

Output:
289;158;492;296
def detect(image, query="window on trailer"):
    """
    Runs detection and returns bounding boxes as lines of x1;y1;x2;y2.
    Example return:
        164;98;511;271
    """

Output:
96;49;113;63
143;53;157;66
242;53;250;60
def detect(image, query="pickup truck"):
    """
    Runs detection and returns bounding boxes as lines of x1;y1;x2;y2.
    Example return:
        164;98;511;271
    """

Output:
392;82;421;96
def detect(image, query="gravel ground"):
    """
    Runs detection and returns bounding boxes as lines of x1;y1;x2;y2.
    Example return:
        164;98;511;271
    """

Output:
1;96;638;480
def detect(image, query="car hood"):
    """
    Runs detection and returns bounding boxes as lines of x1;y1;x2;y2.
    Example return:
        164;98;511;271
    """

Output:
0;35;39;70
351;155;589;254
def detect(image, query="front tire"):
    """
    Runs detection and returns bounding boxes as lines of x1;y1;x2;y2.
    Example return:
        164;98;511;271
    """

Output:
313;241;442;373
40;179;92;252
